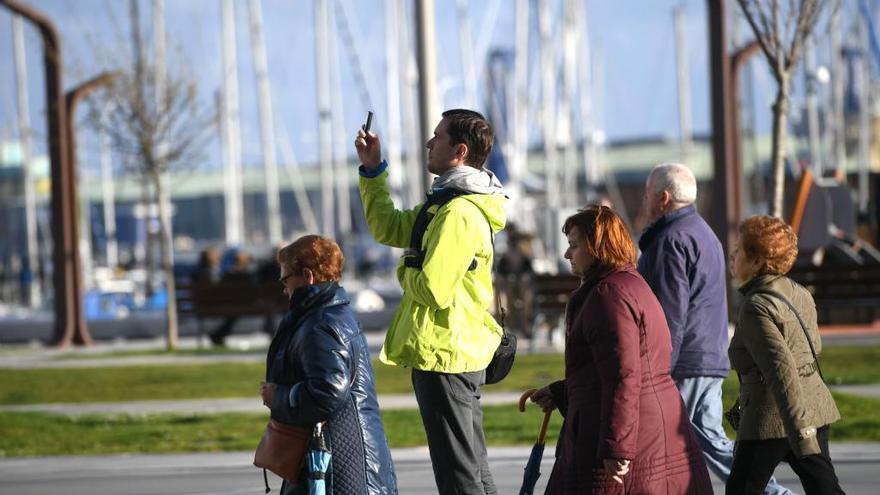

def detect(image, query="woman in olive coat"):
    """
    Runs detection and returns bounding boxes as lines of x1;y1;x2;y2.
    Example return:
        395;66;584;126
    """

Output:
727;216;843;494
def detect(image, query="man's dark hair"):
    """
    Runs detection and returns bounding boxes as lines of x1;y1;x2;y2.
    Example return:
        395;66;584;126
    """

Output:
441;109;494;168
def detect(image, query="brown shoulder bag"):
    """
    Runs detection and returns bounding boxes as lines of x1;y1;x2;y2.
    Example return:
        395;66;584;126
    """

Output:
255;348;360;489
253;419;312;483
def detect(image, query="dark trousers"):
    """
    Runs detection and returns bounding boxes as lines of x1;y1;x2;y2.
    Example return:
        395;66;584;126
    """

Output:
412;369;496;495
726;426;845;495
210;314;275;344
209;317;238;343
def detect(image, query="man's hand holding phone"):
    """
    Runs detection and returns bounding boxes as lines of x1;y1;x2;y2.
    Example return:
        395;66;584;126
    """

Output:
354;110;382;171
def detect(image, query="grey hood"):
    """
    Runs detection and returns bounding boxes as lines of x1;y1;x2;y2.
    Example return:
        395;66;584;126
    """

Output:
431;165;507;196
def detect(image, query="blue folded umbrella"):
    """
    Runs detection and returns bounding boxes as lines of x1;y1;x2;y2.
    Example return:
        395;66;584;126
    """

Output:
519;443;545;495
518;389;554;495
307;424;331;495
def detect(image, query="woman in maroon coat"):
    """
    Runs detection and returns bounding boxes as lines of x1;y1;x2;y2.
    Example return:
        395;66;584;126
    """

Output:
532;205;711;494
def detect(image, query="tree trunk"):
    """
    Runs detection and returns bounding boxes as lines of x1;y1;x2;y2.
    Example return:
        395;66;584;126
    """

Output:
769;83;790;218
152;171;178;350
141;181;155;298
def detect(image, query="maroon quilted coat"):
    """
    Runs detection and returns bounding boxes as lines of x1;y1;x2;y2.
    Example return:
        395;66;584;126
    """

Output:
546;267;712;494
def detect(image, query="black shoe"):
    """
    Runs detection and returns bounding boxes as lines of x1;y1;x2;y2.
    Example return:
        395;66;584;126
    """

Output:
209;333;226;347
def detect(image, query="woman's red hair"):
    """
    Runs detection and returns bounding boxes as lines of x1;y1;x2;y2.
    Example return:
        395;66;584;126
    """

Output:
738;215;798;275
563;205;637;270
276;235;345;282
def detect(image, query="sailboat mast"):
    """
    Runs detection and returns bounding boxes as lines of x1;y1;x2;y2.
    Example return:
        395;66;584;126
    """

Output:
315;0;335;236
12;14;42;308
674;6;693;160
221;0;245;245
328;3;351;236
248;0;282;244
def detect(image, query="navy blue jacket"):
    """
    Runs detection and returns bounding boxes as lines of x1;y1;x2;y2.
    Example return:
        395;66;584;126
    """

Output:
267;282;397;494
637;205;730;379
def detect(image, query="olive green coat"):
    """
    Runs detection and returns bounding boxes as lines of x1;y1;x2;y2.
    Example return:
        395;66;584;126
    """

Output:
729;274;840;457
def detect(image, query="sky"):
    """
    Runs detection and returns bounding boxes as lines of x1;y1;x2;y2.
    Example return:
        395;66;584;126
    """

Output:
0;0;849;176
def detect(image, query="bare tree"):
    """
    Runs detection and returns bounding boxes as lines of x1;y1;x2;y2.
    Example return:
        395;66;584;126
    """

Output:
90;29;216;350
736;0;833;217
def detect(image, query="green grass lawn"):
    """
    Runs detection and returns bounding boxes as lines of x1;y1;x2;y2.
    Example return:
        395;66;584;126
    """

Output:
1;392;875;457
0;353;566;405
1;346;876;405
0;346;877;457
818;346;880;385
0;405;563;457
0;411;266;457
0;362;266;405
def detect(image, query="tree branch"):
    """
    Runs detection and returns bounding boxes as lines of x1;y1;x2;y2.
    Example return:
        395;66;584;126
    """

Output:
737;0;782;81
87;39;216;182
786;0;822;73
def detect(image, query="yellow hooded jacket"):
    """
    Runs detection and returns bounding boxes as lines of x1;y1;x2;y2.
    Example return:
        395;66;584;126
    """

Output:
359;166;507;373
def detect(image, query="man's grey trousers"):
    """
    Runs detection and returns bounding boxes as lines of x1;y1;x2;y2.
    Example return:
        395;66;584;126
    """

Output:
412;369;496;494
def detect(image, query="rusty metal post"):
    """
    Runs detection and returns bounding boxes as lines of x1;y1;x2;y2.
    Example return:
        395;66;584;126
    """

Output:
708;0;736;255
0;0;81;347
63;73;117;345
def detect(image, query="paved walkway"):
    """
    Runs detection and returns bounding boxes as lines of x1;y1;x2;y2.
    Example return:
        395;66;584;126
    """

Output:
0;331;567;369
3;444;880;494
831;384;880;398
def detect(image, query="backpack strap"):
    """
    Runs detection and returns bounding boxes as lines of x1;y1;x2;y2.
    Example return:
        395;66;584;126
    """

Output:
402;190;506;326
404;188;477;270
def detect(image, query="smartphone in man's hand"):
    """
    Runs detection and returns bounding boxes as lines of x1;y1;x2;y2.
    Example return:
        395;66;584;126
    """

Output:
363;111;373;134
356;111;380;169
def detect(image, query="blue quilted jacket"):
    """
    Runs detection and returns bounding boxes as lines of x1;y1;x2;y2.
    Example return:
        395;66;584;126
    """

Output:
267;282;397;494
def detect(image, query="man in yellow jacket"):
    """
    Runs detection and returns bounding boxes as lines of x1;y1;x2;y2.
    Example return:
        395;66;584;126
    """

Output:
355;109;507;494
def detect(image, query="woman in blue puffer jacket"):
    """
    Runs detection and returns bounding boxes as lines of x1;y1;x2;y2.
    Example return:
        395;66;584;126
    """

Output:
260;235;397;494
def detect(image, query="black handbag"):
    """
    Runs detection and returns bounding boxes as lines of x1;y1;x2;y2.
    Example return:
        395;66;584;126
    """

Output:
484;231;518;385
485;329;517;384
724;398;742;430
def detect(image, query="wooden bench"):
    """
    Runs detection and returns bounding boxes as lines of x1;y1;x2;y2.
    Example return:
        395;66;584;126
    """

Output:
526;273;581;340
788;266;880;325
177;281;288;341
500;267;879;332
